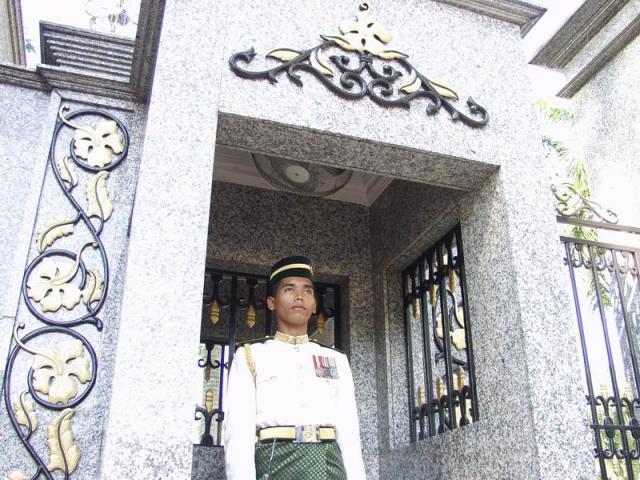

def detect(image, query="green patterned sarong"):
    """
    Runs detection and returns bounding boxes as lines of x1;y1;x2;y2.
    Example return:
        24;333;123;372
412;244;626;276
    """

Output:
255;440;347;480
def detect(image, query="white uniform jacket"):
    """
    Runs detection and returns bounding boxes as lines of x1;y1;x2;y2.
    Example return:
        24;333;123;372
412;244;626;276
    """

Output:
223;336;367;479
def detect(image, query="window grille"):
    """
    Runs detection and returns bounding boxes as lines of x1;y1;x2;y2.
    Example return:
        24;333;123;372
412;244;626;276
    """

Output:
402;225;479;442
193;268;341;446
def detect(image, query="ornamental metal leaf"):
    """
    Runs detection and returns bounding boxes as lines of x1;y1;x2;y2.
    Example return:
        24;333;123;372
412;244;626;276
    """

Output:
4;105;129;480
13;391;38;432
73;119;124;168
36;215;76;253
552;183;618;223
56;155;79;187
81;269;104;305
229;2;488;128
47;409;81;474
27;257;83;312
32;340;92;404
4;472;29;480
86;171;113;220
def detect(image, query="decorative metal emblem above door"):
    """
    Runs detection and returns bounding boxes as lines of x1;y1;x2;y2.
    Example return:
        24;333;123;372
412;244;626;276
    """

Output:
229;2;488;128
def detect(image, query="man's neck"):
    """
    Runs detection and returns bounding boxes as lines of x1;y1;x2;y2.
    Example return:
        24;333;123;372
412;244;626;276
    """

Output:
276;323;308;337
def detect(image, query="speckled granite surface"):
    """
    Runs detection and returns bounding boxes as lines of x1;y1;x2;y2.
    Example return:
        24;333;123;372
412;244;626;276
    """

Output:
0;89;145;480
372;170;594;479
99;0;228;479
573;33;640;227
0;0;601;478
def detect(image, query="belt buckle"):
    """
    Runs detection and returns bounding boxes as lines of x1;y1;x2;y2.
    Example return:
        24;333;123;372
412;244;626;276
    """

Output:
294;425;320;443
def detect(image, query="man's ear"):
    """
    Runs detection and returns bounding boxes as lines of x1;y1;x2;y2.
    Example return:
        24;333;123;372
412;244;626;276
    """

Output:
267;296;275;311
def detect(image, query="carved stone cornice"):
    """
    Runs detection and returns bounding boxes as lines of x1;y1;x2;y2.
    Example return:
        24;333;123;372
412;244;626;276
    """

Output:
558;15;640;98
530;0;631;68
432;0;547;36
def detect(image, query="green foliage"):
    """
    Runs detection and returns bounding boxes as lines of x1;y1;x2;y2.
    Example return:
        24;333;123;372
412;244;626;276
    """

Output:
536;98;611;308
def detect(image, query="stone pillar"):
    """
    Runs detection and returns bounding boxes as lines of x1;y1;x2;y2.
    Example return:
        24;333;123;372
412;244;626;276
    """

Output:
99;1;227;478
0;0;24;65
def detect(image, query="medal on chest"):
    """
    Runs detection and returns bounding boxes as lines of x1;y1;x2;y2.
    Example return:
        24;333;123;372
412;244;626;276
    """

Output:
313;355;339;379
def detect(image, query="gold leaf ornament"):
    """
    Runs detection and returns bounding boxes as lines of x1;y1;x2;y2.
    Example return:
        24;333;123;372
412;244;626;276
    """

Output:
56;155;78;186
316;312;326;334
451;328;466;350
73;119;123;168
246;304;256;328
310;48;333;77
32;340;92;404
412;298;419;320
429;79;459;101
400;69;421;94
27;257;82;312
13;391;38;432
266;48;301;62
4;472;29;480
47;408;81;474
36;215;75;253
205;389;214;413
86;171;113;220
321;12;407;60
209;299;220;325
81;270;104;305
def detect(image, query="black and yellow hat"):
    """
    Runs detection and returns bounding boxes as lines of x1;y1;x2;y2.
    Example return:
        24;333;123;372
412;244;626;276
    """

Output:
269;255;315;286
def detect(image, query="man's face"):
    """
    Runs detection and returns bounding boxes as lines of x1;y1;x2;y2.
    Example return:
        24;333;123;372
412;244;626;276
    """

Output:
267;276;317;330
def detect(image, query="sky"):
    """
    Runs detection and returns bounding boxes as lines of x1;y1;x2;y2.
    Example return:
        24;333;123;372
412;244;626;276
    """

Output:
524;0;585;100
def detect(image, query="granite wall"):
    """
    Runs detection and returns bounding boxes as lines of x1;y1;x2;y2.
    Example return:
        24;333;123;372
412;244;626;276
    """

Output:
192;180;378;479
0;87;145;479
216;0;536;191
572;32;640;227
371;172;594;479
0;0;600;478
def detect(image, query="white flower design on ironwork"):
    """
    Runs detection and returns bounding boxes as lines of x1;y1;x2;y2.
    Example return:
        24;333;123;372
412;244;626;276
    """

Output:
27;257;83;313
73;119;124;168
32;340;92;404
321;12;407;59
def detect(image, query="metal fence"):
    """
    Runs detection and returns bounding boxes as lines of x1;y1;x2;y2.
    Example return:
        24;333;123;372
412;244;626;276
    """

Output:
556;184;640;479
403;225;479;442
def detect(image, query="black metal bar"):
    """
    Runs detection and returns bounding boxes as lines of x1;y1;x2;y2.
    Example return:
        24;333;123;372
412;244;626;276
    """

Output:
333;284;342;351
611;250;640;401
455;226;479;422
216;344;226;446
418;258;435;436
592;424;640;432
588;245;635;477
557;216;640;235
438;238;457;430
403;270;417;443
563;241;608;476
228;274;238;365
560;236;640;255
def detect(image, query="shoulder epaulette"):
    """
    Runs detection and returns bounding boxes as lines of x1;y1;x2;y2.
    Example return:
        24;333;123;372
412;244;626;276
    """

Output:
309;339;346;355
234;336;273;349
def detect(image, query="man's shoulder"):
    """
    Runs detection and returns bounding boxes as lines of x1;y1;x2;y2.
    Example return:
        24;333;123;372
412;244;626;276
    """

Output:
309;339;346;357
235;336;273;350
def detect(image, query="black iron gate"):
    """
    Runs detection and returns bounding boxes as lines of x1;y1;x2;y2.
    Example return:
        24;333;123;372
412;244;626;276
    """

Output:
556;184;640;479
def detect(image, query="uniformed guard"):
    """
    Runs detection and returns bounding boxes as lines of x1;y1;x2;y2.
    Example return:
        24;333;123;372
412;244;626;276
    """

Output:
224;256;367;479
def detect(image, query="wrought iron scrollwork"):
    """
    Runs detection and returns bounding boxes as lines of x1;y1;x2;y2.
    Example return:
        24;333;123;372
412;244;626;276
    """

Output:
403;226;478;442
2;105;129;479
229;3;488;129
553;183;619;223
